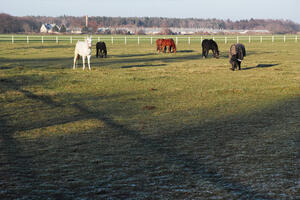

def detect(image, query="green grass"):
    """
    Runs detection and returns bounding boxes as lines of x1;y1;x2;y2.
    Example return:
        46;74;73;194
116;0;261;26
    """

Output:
0;40;299;199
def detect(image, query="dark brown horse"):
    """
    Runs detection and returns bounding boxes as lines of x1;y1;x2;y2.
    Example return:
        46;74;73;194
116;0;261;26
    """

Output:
156;39;176;53
202;39;219;58
229;43;246;70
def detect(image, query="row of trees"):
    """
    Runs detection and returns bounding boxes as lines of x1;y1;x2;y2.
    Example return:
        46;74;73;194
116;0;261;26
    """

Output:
1;13;299;34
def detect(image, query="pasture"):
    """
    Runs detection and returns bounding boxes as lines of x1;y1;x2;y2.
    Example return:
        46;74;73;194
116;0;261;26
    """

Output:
0;38;299;199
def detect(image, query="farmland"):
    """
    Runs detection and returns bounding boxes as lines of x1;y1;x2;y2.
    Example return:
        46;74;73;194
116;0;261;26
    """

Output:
0;37;299;199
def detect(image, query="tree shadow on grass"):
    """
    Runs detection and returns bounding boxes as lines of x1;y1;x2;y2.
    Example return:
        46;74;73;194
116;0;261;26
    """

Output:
0;53;200;70
0;76;299;199
113;53;155;58
121;64;167;68
23;45;74;49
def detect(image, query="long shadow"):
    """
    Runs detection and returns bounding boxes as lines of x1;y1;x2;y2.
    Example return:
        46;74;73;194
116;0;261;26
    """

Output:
242;64;279;70
176;50;195;53
0;57;71;63
121;64;167;68
96;54;201;68
23;45;73;49
2;77;292;199
0;106;39;199
0;53;201;70
113;53;155;58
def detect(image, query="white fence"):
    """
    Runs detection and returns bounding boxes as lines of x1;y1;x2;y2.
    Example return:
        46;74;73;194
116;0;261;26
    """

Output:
1;35;299;45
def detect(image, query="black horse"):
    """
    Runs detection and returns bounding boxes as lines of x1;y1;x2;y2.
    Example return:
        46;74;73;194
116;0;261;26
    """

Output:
96;41;107;58
202;39;219;58
229;43;246;71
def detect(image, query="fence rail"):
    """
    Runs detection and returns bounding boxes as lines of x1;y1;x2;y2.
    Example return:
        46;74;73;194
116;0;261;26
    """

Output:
0;35;299;45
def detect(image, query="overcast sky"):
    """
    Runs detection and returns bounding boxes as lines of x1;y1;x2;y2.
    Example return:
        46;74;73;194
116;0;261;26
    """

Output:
1;0;299;23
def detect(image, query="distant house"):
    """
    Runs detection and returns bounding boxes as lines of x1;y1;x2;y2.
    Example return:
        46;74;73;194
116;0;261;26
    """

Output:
40;24;60;33
68;27;82;34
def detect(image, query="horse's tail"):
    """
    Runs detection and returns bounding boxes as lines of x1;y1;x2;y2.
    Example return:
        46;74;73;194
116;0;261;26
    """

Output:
156;39;164;52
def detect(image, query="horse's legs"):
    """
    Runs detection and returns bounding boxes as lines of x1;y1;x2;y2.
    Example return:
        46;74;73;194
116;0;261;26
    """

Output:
238;61;241;70
202;48;206;58
73;53;78;69
82;56;86;70
96;48;99;58
87;55;91;70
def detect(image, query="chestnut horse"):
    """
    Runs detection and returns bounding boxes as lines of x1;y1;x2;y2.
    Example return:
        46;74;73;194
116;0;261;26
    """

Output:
156;38;176;53
156;39;164;53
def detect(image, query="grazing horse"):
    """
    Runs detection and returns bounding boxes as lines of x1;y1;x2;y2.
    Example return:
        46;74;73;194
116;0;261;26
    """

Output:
202;39;219;58
161;38;176;53
73;36;92;70
229;43;246;71
156;39;176;53
156;39;164;53
96;41;107;58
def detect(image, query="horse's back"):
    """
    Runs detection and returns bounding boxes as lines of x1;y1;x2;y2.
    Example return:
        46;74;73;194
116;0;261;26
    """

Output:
96;41;106;48
236;43;246;57
75;41;90;56
202;39;217;48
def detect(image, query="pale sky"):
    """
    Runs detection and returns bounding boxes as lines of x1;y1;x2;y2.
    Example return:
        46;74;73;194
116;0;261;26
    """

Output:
1;0;299;23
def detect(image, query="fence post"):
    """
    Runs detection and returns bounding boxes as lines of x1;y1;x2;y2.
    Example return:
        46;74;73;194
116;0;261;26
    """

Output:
111;36;114;44
237;36;239;43
272;35;274;43
42;36;44;44
200;36;203;43
296;35;298;43
260;36;263;43
138;36;140;45
56;36;58;44
70;36;72;44
176;37;178;45
27;36;29;44
98;37;100;42
125;36;127;45
188;37;190;45
12;35;14;44
284;35;286;43
151;37;153;45
249;36;251;43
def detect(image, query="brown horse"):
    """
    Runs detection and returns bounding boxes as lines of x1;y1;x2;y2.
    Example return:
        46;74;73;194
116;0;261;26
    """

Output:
156;39;164;53
156;38;176;53
162;38;176;53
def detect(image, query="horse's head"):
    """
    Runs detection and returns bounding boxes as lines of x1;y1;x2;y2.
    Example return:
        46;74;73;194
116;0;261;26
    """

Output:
86;37;92;48
212;43;220;58
213;49;220;58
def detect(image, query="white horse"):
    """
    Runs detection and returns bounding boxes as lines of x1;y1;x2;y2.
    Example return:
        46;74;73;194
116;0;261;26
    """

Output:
73;36;92;70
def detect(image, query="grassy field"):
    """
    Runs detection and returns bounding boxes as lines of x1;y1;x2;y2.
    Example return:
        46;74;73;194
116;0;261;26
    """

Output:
0;39;299;199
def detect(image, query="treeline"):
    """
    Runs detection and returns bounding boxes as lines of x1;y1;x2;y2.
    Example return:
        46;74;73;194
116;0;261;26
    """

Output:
1;13;299;34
